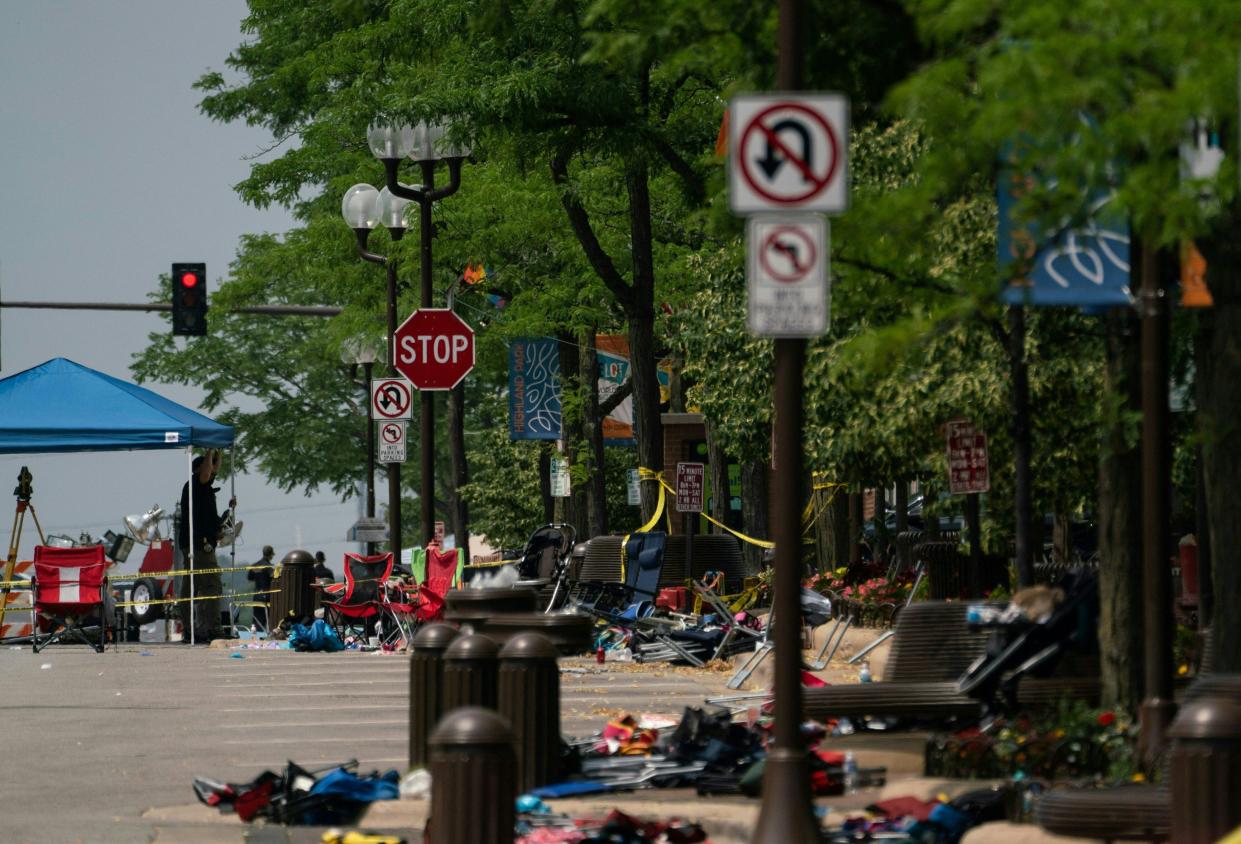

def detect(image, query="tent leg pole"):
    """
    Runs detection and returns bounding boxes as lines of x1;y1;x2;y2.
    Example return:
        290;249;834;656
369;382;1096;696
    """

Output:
188;447;195;647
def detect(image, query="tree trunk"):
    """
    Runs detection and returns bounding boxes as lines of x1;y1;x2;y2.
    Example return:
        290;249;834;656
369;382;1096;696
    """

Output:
581;331;608;539
447;383;470;560
894;479;909;571
741;459;768;574
1199;214;1241;672
1052;513;1071;564
812;479;833;572
538;444;554;524
625;159;663;523
668;355;685;413
1010;305;1035;587
848;491;863;563
558;334;587;534
874;484;888;566
832;488;850;568
1097;308;1144;711
706;421;728;535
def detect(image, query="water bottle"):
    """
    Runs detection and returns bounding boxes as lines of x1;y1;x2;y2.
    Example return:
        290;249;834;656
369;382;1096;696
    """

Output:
843;751;859;794
859;661;872;683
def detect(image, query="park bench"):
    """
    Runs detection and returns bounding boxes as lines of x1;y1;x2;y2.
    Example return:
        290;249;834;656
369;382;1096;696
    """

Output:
801;600;1102;725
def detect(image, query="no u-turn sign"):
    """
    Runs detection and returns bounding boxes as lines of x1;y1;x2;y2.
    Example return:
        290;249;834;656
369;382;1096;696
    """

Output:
729;94;850;215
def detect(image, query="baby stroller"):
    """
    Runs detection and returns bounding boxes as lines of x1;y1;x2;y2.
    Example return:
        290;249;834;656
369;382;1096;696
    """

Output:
515;523;575;611
955;568;1099;716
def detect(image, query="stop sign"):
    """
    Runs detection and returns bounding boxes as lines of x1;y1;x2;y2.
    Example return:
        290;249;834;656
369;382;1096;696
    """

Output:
393;308;476;390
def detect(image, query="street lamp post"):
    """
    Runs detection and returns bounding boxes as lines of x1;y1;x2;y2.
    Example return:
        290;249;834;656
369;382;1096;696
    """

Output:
341;335;384;554
366;122;469;546
342;183;413;561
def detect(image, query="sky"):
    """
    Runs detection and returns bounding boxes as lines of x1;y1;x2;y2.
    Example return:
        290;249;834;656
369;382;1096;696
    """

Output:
0;1;364;575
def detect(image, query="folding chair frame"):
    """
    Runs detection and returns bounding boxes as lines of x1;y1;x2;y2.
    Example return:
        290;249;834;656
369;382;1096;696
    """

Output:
320;553;393;641
30;547;110;654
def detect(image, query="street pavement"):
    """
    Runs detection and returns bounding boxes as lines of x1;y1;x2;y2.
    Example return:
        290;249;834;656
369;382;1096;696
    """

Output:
0;643;741;843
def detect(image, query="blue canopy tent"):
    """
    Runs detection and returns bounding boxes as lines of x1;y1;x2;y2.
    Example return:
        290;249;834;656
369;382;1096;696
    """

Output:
0;358;233;452
0;358;235;644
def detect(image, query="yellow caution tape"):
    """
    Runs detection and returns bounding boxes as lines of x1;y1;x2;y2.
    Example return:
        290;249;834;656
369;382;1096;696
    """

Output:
110;563;275;580
462;558;520;570
114;588;278;608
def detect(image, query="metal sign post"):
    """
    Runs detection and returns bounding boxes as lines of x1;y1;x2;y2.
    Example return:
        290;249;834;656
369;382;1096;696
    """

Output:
946;419;989;597
744;2;838;841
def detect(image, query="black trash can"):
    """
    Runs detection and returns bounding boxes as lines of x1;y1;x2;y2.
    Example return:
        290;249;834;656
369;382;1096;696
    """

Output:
270;549;316;628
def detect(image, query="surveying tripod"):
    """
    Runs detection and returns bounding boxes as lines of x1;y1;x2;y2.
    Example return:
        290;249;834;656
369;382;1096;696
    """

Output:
0;467;46;635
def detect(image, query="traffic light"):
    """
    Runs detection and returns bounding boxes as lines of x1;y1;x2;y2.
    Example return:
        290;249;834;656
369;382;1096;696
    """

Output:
171;262;207;336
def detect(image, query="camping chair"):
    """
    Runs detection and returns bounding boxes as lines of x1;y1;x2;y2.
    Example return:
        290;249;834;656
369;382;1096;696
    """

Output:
319;552;393;641
572;532;668;622
637;578;768;667
411;544;459;624
30;544;110;653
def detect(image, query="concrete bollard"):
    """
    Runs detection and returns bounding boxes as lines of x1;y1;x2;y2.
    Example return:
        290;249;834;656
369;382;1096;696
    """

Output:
429;707;516;844
1169;680;1241;844
498;632;561;793
441;633;499;712
409;623;460;769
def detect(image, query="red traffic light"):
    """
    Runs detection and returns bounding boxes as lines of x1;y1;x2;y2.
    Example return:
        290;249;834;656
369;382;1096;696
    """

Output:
180;271;200;288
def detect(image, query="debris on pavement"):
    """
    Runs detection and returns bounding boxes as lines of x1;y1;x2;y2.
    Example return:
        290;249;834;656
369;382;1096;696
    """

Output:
193;759;399;825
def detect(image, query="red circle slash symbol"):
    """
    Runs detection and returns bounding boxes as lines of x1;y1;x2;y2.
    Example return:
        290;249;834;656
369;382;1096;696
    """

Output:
759;226;817;283
740;103;841;205
372;380;411;418
381;423;402;444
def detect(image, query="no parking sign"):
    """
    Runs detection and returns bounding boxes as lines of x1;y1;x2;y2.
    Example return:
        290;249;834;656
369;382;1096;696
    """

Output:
746;216;830;337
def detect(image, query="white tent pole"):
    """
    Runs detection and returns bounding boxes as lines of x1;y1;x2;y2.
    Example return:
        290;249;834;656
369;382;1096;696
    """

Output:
187;446;195;646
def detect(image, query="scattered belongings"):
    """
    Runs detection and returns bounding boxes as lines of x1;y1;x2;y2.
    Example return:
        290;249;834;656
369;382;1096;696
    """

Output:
193;759;399;825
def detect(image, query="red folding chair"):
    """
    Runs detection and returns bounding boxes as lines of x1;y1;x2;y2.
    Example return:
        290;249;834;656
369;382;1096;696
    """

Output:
319;552;393;640
414;545;459;623
31;545;110;653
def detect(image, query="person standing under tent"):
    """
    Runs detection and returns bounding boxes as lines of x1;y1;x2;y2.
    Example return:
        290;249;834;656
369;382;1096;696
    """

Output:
177;449;235;642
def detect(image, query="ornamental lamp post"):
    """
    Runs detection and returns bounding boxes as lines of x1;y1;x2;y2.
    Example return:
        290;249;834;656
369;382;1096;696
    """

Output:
366;119;470;546
340;334;385;554
341;181;413;562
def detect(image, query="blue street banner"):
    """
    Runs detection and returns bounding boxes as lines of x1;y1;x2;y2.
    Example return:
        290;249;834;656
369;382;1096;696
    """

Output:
509;338;562;440
997;172;1133;307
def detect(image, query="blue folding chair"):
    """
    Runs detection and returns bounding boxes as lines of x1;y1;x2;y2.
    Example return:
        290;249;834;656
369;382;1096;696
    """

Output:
572;531;668;623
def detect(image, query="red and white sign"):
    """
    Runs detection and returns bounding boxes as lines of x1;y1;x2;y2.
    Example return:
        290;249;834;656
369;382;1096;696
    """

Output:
747;215;830;337
378;420;406;463
946;419;990;495
393;308;476;391
729;93;849;214
676;462;705;513
371;378;413;420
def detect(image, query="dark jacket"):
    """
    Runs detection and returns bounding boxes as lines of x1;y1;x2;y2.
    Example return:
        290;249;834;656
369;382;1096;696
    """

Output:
178;475;226;552
248;561;274;592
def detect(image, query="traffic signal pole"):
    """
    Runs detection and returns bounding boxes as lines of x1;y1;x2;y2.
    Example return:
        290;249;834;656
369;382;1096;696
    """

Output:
752;1;819;841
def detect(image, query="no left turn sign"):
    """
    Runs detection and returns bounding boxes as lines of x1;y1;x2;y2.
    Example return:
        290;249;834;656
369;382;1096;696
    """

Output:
378;420;407;464
371;378;413;421
746;215;830;338
729;94;849;214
